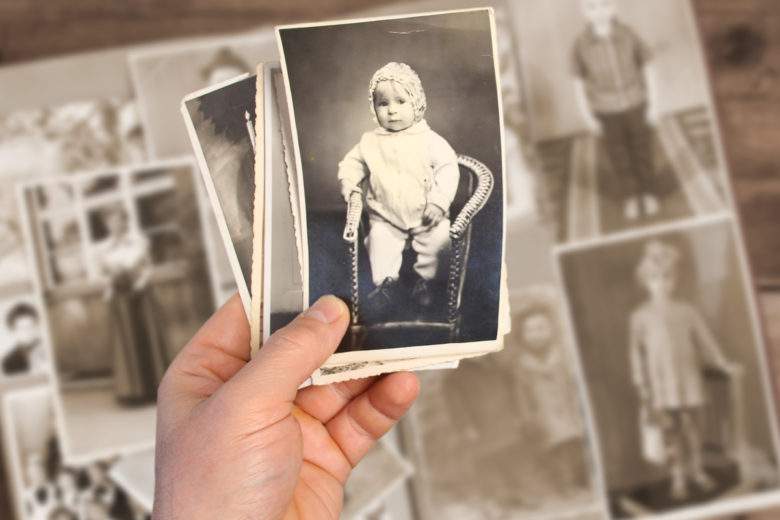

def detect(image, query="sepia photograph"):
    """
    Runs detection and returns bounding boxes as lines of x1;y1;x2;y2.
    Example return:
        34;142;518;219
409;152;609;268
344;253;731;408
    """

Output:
402;285;602;520
0;98;148;294
182;73;259;310
558;218;780;518
1;386;149;520
513;0;729;244
0;295;47;381
277;8;506;356
129;34;276;160
18;159;216;463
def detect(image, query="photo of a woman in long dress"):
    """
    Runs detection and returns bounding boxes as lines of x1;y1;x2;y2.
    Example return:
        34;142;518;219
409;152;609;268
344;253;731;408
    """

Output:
95;205;168;404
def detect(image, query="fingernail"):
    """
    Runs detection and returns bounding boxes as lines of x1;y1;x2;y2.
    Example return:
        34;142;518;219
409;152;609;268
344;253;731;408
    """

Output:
305;295;346;324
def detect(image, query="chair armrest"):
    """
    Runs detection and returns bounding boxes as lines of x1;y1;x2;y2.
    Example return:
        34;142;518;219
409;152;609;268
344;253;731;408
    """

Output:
343;190;363;243
450;155;494;240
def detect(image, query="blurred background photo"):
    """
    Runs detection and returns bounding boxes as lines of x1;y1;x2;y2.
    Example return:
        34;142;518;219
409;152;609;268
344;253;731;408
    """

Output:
1;386;149;520
514;0;729;243
18;161;215;463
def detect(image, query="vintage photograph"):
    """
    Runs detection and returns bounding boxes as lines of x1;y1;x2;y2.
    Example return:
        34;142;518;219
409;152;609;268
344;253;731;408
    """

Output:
513;0;729;243
342;441;413;520
277;8;506;355
402;285;602;520
0;98;147;294
262;67;304;340
18;160;216;462
129;33;276;160
182;73;259;309
0;294;47;380
1;386;149;520
558;218;780;518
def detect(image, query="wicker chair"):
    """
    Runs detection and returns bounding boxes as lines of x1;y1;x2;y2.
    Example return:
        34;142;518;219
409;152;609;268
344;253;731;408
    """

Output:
342;155;494;347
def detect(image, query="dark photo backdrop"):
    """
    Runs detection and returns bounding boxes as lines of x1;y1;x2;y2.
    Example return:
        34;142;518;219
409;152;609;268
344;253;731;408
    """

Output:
279;9;504;349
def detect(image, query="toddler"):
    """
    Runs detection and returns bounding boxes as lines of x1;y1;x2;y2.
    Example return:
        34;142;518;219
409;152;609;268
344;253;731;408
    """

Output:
338;62;459;314
572;0;659;221
512;292;587;498
629;240;739;500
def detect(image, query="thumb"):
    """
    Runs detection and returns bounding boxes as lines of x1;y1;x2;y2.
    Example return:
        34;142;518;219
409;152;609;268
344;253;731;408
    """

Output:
222;295;349;405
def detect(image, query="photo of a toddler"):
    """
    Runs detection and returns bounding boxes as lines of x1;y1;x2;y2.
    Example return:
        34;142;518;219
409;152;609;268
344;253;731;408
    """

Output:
338;62;458;318
277;8;505;352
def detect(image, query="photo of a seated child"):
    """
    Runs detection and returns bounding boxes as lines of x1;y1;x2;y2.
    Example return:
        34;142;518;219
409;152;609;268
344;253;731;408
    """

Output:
338;62;458;321
277;9;505;351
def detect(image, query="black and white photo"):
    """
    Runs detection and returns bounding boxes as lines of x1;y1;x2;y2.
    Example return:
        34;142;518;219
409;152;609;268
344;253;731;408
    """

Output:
18;159;216;462
0;295;47;380
1;387;149;520
558;218;780;518
130;34;276;160
513;0;729;243
277;8;506;358
0;98;147;295
182;73;260;310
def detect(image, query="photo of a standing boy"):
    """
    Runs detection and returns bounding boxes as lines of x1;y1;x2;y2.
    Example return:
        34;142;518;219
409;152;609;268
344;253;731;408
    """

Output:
572;0;660;221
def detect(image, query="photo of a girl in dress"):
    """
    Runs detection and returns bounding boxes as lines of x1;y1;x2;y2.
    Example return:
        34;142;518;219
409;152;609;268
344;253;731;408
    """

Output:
559;220;780;517
630;240;740;500
94;205;168;404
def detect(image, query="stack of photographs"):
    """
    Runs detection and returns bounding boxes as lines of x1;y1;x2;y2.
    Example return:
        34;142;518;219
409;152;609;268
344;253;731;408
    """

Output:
187;8;512;385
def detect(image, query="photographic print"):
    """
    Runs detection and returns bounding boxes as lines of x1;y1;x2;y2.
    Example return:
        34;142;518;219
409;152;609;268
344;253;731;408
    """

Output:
1;386;149;520
182;73;259;310
512;0;730;243
402;285;602;520
130;33;277;160
0;294;47;381
558;218;780;518
0;98;147;295
277;8;506;357
17;159;216;463
262;67;304;340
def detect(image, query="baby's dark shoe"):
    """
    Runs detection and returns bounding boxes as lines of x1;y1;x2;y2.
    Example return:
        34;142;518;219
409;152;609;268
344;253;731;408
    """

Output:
412;279;434;309
364;277;400;321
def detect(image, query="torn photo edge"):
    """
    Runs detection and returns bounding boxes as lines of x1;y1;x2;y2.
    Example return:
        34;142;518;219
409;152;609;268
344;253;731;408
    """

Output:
181;73;257;316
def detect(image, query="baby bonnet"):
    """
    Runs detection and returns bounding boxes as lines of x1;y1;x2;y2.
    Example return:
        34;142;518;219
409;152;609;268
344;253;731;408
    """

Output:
368;62;427;122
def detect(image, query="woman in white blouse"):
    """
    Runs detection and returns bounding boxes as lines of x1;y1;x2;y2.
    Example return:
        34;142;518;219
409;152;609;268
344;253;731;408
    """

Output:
95;205;168;404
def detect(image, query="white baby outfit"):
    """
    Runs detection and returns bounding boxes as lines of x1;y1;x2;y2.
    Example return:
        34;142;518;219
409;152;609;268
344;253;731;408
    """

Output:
338;119;459;285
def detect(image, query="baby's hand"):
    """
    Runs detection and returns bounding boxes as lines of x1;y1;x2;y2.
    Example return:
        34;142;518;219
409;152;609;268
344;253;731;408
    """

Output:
341;186;360;203
421;204;445;227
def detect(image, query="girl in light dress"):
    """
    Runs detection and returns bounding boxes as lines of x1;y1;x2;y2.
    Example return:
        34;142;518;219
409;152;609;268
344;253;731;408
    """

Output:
94;205;168;404
629;239;740;500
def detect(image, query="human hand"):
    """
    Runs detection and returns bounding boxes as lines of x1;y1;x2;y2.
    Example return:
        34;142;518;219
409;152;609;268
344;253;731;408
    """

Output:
154;295;420;520
421;203;445;227
341;185;361;204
